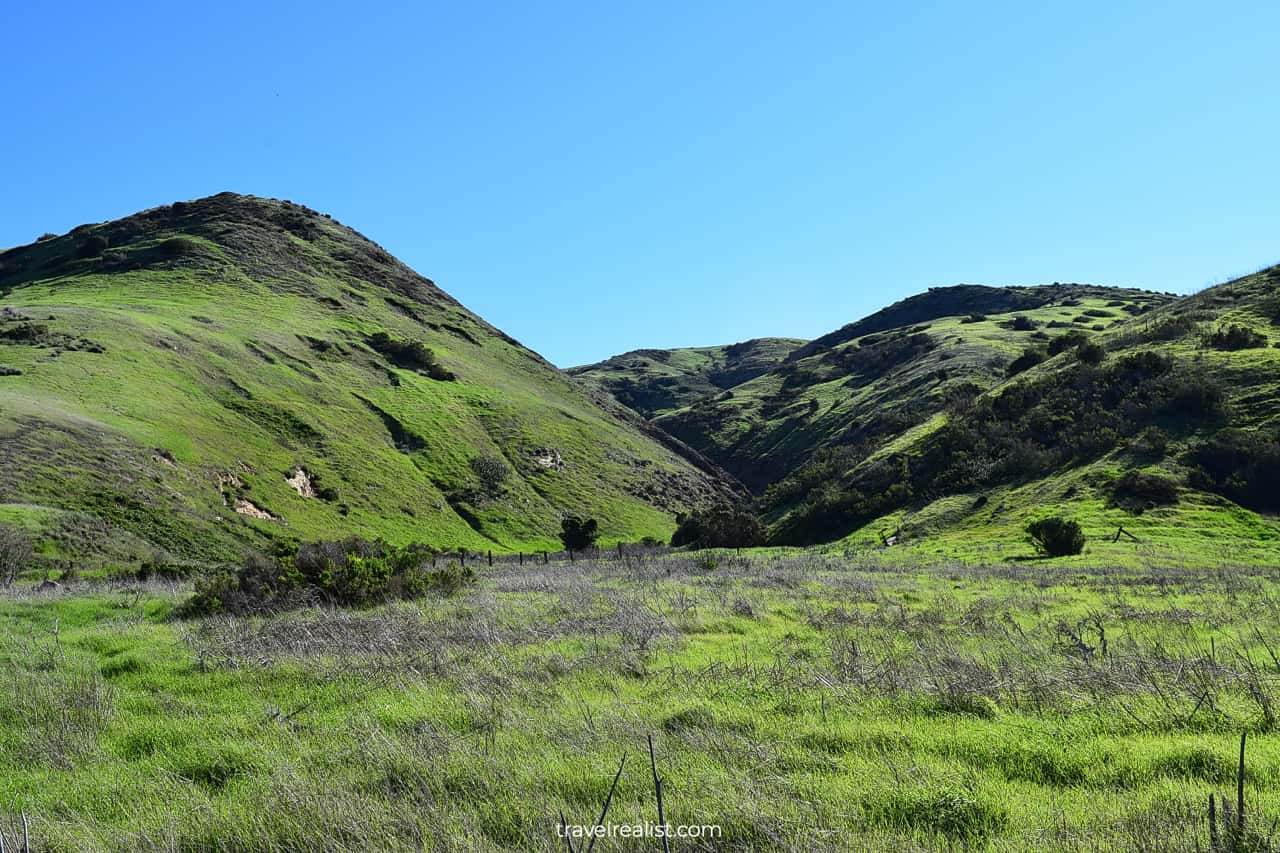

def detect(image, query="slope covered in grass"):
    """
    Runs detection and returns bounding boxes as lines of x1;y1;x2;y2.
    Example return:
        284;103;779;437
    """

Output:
654;284;1173;490
771;267;1280;553
0;193;733;564
569;337;805;418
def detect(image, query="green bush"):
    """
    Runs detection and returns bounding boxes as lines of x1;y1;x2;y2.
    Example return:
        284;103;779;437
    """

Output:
157;236;199;257
1047;330;1089;355
182;537;460;615
366;332;455;380
1074;341;1105;365
1186;429;1280;512
671;505;764;549
1205;323;1268;350
559;516;599;551
1006;346;1047;377
1026;517;1085;557
401;560;475;597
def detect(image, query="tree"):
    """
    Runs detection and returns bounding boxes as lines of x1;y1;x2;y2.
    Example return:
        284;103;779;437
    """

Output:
469;454;510;496
1026;517;1085;557
671;505;764;549
559;516;599;551
0;524;33;587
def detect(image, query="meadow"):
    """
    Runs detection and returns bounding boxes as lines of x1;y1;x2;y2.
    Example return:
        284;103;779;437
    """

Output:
2;548;1279;851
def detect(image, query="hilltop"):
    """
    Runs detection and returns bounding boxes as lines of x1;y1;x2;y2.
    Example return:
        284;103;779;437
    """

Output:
0;193;734;564
568;337;804;417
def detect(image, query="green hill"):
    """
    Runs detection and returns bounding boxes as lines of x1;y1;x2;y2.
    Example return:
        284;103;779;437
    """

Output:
653;284;1173;490
589;277;1280;563
0;193;733;565
784;267;1280;562
568;337;804;417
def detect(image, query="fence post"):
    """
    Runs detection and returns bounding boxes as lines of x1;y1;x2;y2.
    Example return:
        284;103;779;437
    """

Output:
617;542;623;560
488;550;493;567
519;552;524;566
459;549;465;567
543;551;548;565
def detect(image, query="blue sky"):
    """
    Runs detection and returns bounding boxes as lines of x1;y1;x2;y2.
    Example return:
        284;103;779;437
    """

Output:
3;1;1278;366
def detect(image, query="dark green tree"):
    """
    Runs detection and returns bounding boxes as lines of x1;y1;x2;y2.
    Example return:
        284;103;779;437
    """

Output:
559;516;599;551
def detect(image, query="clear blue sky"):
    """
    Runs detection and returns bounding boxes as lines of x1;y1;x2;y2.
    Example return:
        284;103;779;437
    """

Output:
3;1;1278;366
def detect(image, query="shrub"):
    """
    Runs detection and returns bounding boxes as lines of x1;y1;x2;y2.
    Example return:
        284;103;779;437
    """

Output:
76;235;109;258
0;524;34;586
1205;323;1268;350
1010;315;1037;331
36;232;58;242
960;313;986;324
1026;517;1085;557
469;454;510;496
366;332;455;380
157;236;199;257
671;505;764;549
1130;426;1169;458
1006;346;1047;377
182;537;455;615
1186;429;1280;512
559;516;599;551
401;560;474;597
1074;341;1105;365
1109;470;1179;513
1047;330;1089;355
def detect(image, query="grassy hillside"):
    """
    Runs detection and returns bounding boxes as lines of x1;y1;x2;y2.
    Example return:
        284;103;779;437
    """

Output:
655;284;1173;490
569;337;804;418
766;268;1280;558
0;193;732;565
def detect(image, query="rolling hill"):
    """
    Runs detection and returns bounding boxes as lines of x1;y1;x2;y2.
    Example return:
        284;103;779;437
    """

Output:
652;284;1175;490
586;277;1280;563
0;193;734;564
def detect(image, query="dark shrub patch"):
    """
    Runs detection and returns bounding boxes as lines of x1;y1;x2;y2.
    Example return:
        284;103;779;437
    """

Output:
1008;315;1037;331
1186;429;1280;512
158;236;199;257
1205;323;1268;350
1130;426;1169;458
1109;470;1179;513
559;516;599;551
366;332;454;380
671;505;764;549
1027;517;1085;557
1047;330;1089;355
1006;346;1047;376
1075;342;1105;365
182;537;455;615
76;235;109;258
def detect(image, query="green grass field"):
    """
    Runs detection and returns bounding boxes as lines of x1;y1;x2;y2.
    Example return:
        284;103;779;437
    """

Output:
3;549;1279;851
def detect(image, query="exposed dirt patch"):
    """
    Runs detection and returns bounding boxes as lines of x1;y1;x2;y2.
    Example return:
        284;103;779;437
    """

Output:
286;468;317;498
233;498;275;520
